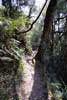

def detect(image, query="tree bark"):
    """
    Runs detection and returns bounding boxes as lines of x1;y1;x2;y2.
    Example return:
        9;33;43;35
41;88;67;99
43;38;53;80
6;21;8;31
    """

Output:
35;0;57;99
35;0;57;61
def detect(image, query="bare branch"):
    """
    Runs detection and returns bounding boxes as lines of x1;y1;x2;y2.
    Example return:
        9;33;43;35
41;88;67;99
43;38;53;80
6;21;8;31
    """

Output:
17;0;48;34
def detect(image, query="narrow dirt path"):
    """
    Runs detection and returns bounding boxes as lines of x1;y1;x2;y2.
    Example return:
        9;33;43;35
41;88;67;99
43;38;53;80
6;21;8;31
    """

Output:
17;52;46;100
0;51;48;100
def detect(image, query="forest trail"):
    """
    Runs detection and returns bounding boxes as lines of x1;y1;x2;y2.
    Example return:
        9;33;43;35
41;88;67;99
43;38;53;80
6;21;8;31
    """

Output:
0;51;47;100
17;51;45;100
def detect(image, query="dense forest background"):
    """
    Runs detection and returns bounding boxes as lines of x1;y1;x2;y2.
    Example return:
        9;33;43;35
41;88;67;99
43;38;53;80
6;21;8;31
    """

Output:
0;0;67;100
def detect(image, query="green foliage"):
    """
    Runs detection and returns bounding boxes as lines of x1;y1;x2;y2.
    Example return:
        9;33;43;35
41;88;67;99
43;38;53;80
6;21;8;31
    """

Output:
0;5;32;55
49;82;62;100
0;5;32;75
0;5;30;39
49;82;67;100
10;38;25;60
0;6;6;16
0;16;29;38
57;0;67;12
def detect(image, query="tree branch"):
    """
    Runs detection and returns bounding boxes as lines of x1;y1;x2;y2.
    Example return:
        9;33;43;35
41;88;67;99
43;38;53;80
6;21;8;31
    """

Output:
17;0;48;34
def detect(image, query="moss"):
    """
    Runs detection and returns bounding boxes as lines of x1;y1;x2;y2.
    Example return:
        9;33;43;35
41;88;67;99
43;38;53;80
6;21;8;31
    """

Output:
18;59;24;73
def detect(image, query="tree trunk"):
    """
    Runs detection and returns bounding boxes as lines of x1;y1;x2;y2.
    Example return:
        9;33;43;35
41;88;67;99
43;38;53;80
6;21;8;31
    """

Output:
35;0;57;61
35;0;57;99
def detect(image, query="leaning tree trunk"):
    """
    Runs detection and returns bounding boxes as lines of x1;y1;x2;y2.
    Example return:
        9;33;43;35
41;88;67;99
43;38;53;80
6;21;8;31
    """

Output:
35;0;57;99
35;0;57;61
